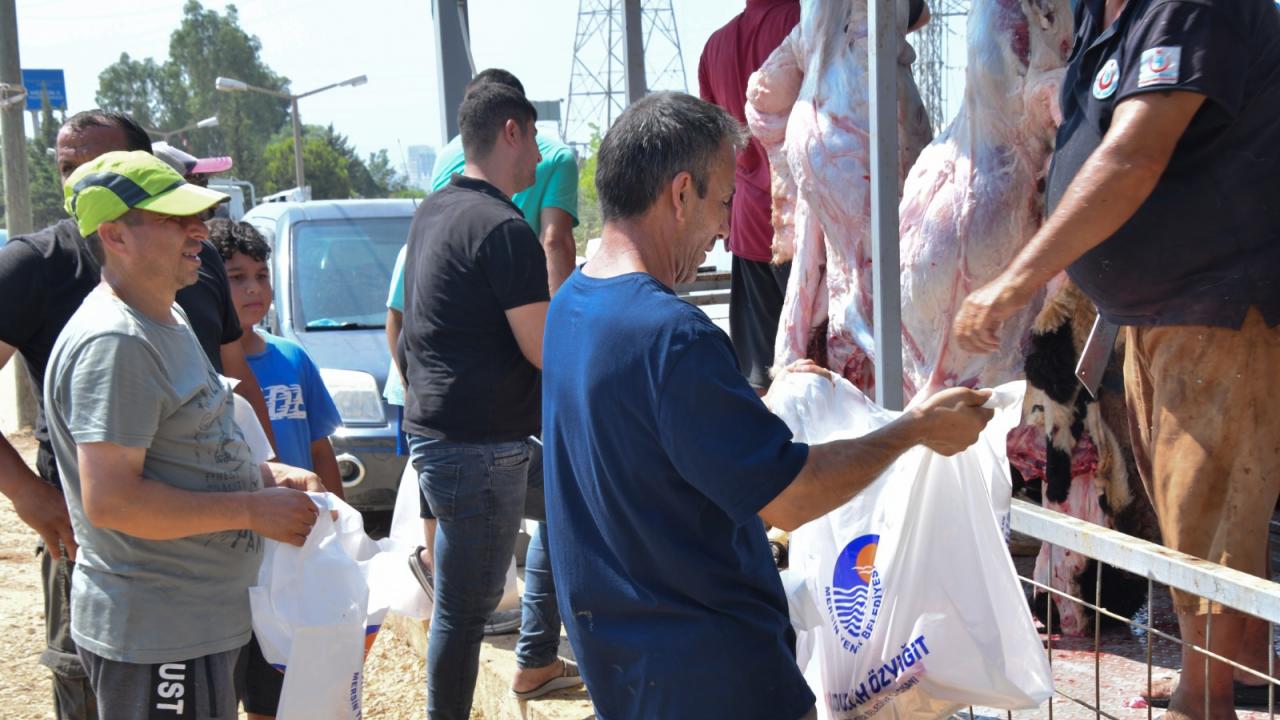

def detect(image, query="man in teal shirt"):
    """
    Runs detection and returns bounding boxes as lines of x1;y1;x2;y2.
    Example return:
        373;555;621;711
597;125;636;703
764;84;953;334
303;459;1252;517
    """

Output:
430;69;580;292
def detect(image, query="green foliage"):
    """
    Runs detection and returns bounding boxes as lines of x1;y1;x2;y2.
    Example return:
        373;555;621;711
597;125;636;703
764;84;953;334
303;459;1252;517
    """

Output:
36;93;58;152
27;142;65;229
92;1;407;200
260;125;415;200
575;124;603;255
261;125;350;199
0;140;66;231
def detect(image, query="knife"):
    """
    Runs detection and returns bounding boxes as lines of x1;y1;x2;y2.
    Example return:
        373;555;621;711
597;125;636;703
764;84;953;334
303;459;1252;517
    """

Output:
1075;315;1120;400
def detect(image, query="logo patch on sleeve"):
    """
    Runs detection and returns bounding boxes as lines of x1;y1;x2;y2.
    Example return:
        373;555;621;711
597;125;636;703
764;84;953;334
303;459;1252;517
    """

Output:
1093;59;1120;99
1138;46;1181;88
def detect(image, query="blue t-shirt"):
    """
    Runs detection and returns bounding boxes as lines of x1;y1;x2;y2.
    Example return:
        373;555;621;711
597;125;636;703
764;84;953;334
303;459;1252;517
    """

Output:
245;333;342;469
542;270;814;720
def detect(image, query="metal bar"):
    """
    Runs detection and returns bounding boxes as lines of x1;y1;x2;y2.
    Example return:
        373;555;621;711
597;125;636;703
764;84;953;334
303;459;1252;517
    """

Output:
1053;689;1125;720
1046;557;1055;720
1019;575;1280;684
1094;564;1102;719
1270;619;1276;719
869;0;904;410
1011;500;1280;624
1152;573;1162;720
1204;607;1212;720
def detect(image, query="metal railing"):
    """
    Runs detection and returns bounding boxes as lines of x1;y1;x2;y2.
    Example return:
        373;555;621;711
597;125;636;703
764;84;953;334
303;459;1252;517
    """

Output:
968;499;1280;720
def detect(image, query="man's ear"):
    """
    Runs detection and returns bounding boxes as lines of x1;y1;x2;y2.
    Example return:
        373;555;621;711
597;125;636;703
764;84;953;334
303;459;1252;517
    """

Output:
96;220;127;257
670;171;695;224
503;118;521;147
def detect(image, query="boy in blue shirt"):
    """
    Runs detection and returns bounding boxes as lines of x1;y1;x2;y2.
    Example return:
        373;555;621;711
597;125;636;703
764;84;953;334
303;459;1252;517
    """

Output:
209;218;344;720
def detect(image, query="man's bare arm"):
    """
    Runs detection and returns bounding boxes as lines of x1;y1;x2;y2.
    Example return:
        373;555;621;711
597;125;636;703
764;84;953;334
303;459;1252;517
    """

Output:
540;207;577;296
505;302;550;370
222;340;279;453
386;307;405;386
760;387;993;531
309;438;344;499
955;91;1206;352
0;341;78;560
78;442;318;546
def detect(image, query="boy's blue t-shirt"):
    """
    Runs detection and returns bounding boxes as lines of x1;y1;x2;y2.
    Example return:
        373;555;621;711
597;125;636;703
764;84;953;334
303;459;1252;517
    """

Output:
246;333;342;469
542;270;814;720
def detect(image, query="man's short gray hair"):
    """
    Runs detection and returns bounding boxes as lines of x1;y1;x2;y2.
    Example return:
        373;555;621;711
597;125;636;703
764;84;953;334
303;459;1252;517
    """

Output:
595;92;748;222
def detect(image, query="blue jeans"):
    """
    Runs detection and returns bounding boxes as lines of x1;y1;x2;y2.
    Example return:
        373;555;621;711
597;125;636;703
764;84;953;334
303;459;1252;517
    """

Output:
407;435;561;720
516;440;561;669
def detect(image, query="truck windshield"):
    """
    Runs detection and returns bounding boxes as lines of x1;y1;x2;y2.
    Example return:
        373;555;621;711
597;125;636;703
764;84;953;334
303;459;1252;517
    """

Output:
292;217;411;330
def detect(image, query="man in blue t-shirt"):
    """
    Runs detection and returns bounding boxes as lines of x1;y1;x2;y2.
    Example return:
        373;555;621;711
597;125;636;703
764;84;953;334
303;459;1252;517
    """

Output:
542;92;995;720
210;218;344;720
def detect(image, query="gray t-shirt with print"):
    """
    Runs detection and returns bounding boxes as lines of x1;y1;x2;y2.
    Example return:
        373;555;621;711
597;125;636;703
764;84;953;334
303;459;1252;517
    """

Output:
44;287;263;664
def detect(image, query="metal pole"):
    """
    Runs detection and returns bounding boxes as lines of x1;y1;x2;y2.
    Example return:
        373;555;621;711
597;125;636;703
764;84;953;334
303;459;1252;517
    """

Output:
0;0;32;237
869;0;903;410
290;96;305;192
622;0;646;105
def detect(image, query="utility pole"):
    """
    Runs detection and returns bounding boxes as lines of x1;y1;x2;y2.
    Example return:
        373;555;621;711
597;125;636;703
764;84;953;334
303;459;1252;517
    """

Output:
433;0;474;145
622;0;646;105
0;0;34;433
0;0;32;236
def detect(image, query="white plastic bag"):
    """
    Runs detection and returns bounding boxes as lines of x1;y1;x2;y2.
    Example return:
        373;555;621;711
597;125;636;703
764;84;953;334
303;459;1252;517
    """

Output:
386;453;519;616
770;374;1051;720
251;493;398;720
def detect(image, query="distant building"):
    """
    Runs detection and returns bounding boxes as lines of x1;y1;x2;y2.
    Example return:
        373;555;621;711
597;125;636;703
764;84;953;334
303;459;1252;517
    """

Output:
406;145;437;190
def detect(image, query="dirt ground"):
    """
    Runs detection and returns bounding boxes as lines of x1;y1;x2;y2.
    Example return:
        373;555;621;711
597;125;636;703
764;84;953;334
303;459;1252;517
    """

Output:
0;430;429;719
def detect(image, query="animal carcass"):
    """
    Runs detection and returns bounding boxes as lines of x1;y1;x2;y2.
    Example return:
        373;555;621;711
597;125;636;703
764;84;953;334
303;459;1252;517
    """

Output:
898;0;1073;402
1019;283;1160;635
746;0;934;390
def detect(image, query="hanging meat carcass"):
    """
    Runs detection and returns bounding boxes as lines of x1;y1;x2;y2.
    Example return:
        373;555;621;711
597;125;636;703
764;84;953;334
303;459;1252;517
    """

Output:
745;0;934;390
750;0;1159;637
898;0;1073;402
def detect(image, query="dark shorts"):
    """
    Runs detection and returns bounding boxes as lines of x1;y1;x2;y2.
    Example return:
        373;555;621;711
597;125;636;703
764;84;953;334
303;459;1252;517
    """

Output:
235;634;283;716
729;255;792;390
77;646;241;720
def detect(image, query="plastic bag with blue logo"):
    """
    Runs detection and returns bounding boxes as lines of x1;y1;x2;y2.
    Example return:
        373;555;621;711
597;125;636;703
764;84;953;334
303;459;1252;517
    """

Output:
770;373;1052;720
250;492;390;720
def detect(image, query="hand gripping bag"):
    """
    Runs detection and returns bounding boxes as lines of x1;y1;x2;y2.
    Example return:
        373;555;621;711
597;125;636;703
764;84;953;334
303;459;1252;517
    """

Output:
770;374;1051;720
250;492;393;720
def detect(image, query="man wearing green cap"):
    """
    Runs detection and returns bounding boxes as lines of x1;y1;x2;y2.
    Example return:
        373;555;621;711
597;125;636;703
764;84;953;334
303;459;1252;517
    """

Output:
44;150;322;720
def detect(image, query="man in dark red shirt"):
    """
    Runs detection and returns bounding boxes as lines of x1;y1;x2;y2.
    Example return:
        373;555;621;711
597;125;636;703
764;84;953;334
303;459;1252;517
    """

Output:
698;0;800;394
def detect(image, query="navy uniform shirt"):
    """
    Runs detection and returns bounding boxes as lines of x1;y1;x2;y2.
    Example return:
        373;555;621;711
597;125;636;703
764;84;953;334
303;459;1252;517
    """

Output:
1048;0;1280;328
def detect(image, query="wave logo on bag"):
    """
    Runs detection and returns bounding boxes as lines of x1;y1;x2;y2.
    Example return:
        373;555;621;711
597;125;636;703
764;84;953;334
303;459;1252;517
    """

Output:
827;534;883;654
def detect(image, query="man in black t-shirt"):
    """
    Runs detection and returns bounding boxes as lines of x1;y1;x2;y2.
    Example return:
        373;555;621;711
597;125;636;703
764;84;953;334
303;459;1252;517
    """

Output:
400;84;576;719
955;1;1280;715
0;110;274;720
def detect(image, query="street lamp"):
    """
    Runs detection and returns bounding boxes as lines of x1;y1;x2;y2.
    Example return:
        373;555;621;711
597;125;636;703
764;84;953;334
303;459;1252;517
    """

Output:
215;74;367;194
146;115;219;143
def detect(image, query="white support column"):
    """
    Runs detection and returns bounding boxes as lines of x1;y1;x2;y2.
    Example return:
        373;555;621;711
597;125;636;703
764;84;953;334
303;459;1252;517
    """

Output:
869;0;904;410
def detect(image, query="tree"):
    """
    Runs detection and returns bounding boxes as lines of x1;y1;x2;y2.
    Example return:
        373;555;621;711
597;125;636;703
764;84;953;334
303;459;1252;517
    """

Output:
27;143;65;229
94;53;177;131
365;149;416;197
576;125;603;254
261;126;351;200
95;2;288;185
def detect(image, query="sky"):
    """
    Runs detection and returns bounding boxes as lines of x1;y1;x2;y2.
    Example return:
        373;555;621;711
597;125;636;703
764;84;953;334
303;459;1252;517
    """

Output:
14;0;741;170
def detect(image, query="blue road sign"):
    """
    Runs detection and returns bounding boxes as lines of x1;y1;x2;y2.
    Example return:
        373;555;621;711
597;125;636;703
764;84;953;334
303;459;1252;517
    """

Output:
21;69;66;111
